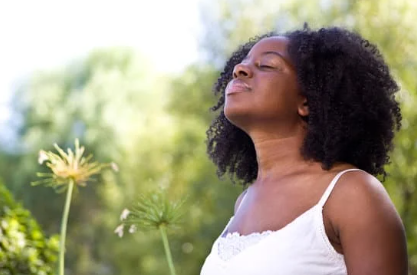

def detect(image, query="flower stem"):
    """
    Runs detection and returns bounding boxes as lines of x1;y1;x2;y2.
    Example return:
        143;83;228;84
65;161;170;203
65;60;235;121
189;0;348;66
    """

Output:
159;224;177;275
58;179;74;275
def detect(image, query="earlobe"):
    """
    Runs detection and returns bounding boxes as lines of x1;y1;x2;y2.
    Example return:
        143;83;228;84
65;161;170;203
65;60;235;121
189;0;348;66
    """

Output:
298;99;309;117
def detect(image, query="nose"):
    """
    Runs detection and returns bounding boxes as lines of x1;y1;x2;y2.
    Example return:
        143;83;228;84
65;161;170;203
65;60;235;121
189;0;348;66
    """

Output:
233;62;252;79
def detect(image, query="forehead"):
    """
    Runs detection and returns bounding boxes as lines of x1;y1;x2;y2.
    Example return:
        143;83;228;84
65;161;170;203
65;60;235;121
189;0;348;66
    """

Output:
248;36;290;57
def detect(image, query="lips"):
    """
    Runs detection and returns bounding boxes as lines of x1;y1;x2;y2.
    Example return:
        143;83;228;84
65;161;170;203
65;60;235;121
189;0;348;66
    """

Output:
226;80;251;95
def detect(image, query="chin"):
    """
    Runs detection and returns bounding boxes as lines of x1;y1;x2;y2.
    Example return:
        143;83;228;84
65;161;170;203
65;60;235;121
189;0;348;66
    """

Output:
224;105;252;130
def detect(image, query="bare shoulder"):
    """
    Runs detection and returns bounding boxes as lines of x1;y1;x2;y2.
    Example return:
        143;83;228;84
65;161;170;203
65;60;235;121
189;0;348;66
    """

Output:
328;170;408;275
331;170;399;218
234;188;248;214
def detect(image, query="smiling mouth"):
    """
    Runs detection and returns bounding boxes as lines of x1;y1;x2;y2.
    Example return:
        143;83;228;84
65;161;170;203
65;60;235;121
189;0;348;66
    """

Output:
226;81;251;95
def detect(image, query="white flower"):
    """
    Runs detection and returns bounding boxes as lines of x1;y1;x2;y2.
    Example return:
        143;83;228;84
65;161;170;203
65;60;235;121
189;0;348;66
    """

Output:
33;139;115;187
114;224;124;238
129;225;137;233
111;162;119;172
120;208;130;221
38;150;49;164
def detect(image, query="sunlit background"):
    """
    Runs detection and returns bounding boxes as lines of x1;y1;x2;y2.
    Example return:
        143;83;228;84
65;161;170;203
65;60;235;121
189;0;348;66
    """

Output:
0;0;200;147
0;0;416;274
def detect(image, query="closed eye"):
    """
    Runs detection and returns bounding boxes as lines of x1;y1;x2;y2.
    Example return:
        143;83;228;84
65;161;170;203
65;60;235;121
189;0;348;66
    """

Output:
258;61;284;71
259;64;275;69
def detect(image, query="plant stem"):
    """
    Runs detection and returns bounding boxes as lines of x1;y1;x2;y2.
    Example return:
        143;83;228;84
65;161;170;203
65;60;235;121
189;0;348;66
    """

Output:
58;179;74;275
159;224;177;275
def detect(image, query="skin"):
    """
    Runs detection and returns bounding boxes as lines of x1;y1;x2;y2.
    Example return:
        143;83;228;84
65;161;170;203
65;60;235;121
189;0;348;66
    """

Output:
224;36;408;274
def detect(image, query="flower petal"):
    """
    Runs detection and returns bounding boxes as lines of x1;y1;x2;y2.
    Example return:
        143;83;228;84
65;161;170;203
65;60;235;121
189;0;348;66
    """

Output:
111;162;119;172
38;150;49;164
120;208;130;221
129;225;137;233
114;224;124;238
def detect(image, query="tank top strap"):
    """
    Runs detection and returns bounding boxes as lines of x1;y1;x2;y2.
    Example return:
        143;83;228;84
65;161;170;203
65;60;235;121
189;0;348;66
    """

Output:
220;189;249;237
317;168;361;207
236;189;249;212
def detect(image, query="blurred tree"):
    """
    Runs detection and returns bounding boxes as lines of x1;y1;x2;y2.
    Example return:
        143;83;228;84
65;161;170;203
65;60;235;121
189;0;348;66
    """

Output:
0;179;59;274
1;48;176;275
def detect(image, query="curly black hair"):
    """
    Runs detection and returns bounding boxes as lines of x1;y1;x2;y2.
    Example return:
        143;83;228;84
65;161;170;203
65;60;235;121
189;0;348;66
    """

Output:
206;26;402;184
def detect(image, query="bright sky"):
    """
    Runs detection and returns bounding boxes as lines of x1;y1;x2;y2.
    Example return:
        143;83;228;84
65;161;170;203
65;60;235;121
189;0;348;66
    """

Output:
0;0;200;130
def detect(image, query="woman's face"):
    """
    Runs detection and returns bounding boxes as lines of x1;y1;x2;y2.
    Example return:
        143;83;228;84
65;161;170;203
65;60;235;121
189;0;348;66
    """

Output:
224;36;307;134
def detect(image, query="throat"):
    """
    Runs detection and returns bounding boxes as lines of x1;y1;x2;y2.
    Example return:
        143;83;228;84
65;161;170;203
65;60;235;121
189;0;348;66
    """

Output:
253;135;310;181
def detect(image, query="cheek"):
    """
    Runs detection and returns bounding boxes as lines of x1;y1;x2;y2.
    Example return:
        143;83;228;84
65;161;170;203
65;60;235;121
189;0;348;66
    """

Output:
260;79;300;113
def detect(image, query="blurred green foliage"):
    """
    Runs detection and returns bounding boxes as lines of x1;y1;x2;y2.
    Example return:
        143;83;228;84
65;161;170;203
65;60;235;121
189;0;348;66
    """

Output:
0;180;59;275
0;0;416;274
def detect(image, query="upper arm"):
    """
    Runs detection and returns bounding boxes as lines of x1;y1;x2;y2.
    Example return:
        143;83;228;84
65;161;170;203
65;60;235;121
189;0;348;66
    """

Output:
332;172;408;275
234;189;248;215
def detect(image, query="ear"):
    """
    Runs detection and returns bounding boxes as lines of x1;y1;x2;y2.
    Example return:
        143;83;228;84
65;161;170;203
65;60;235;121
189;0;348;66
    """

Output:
297;98;309;117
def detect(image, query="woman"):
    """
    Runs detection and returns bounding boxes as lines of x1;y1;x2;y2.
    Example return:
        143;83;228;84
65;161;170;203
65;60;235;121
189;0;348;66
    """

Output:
201;26;408;274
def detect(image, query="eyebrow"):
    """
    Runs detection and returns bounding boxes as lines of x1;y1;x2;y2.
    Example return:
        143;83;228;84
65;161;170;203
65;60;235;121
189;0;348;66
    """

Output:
243;51;292;66
262;51;287;59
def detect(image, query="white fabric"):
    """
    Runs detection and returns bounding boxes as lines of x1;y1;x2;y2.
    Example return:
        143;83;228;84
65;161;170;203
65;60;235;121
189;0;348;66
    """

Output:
217;227;274;261
200;169;360;275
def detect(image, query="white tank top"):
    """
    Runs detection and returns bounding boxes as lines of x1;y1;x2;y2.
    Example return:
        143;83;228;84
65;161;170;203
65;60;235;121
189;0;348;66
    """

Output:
200;169;360;275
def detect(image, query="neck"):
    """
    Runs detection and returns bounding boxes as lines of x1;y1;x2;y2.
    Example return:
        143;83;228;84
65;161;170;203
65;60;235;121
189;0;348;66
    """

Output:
250;128;311;182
